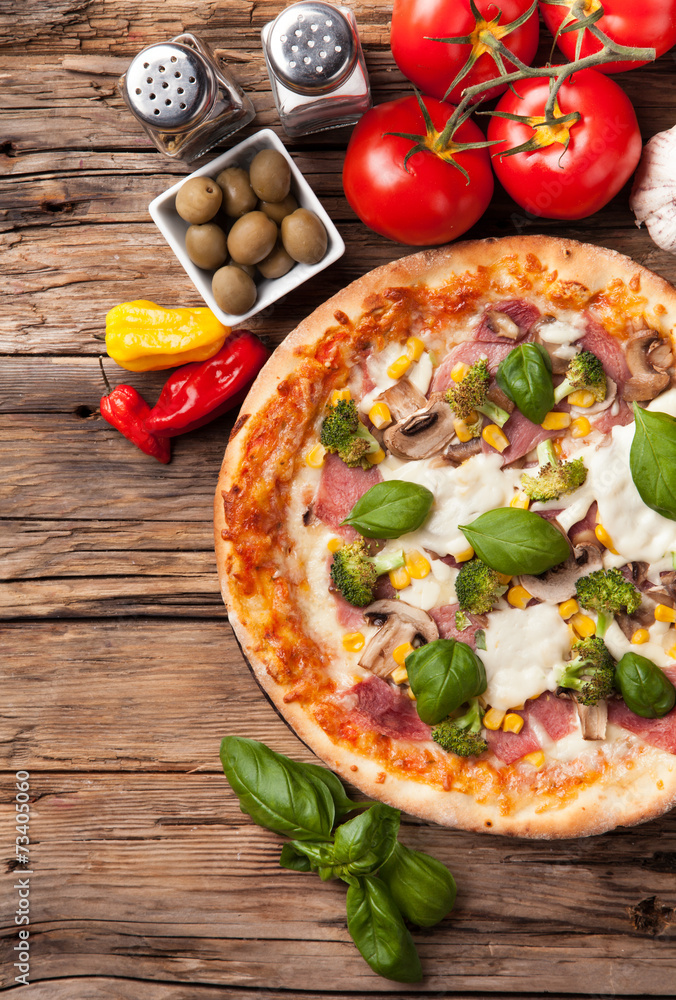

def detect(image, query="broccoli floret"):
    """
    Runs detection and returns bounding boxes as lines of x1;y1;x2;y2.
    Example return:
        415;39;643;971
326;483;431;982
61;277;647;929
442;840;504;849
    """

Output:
432;699;488;757
558;636;616;706
553;350;607;405
445;359;510;430
575;568;641;638
520;439;587;502
320;398;380;468
330;538;405;607
455;557;508;615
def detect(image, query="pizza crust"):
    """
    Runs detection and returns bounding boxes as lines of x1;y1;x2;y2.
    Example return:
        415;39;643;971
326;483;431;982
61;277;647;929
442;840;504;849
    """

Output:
215;235;676;839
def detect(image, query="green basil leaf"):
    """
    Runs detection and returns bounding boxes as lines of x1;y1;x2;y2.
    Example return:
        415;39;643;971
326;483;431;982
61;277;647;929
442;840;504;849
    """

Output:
496;343;555;425
405;638;487;725
220;737;335;842
379;842;457;927
341;481;434;539
333;803;400;874
279;843;312;872
285;839;339;881
301;762;370;819
459;507;570;576
630;405;676;521
615;652;676;719
346;876;423;983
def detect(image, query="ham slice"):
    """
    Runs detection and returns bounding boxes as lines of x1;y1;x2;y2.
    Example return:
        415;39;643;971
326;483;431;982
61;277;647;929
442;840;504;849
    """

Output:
580;316;631;392
591;400;633;434
485;713;541;764
345;676;431;741
607;667;676;755
483;408;559;465
431;341;517;392
526;691;577;740
474;298;541;343
430;603;485;649
314;453;382;538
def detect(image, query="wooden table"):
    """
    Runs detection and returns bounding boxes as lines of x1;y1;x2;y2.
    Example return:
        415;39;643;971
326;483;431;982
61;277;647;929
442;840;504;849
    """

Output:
3;3;676;996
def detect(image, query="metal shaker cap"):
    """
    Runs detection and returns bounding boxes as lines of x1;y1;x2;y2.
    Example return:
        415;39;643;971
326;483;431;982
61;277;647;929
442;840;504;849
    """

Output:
266;2;357;95
124;42;215;130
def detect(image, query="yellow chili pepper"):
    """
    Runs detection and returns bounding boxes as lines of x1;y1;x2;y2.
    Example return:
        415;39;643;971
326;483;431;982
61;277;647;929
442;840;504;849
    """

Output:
105;300;229;372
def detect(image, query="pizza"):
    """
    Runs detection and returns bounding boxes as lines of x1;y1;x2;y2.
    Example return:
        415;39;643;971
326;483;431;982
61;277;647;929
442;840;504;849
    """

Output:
214;234;676;838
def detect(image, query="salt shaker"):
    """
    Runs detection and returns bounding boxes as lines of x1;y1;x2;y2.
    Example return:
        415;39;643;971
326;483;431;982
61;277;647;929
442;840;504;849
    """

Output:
119;33;255;161
261;2;371;138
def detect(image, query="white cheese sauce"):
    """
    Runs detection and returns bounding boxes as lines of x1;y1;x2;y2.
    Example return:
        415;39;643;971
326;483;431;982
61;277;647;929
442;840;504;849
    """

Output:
359;345;433;414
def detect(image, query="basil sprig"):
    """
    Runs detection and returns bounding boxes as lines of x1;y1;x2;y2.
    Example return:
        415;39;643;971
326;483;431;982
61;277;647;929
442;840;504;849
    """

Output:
459;507;570;576
630;404;676;521
221;737;457;983
496;343;555;425
615;652;676;719
405;638;487;725
341;480;434;538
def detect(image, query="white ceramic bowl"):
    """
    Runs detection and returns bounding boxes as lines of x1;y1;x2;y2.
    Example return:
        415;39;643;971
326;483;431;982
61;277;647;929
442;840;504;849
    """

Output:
148;129;345;325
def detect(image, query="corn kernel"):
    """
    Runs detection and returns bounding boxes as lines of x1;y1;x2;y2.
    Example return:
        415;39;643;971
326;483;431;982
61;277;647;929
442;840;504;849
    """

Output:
389;566;411;590
406;336;425;362
631;628;650;644
595;524;618;554
571;416;592;438
368;401;392;430
342;632;365;652
482;423;510;453
568;389;596;408
483;707;506;731
387;355;411;379
510;492;530;509
306;443;326;468
553;438;564;458
453;417;475;443
391;665;408;684
669;642;676;660
495;572;512;585
559;598;579;620
366;447;386;465
503;713;525;735
451;362;470;383
331;388;351;404
408;686;417;701
522;750;545;769
455;546;475;563
541;411;572;430
327;537;342;553
405;549;431;579
507;585;531;610
393;641;414;666
655;604;676;624
570;613;596;638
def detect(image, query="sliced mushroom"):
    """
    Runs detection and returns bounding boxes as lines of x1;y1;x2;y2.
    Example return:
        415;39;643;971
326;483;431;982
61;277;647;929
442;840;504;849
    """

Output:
622;335;671;401
383;392;456;460
575;697;608;740
359;600;439;678
485;310;522;340
375;377;428;423
486;383;515;414
519;540;603;603
442;438;483;464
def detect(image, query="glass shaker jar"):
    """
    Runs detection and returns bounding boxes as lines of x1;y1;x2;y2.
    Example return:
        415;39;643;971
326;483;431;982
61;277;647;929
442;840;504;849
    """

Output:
261;2;372;138
119;33;255;161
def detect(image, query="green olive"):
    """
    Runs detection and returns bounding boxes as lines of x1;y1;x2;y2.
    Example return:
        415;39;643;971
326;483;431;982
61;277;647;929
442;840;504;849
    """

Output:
249;149;291;203
212;266;257;316
227;211;278;266
175;176;222;224
185;223;228;270
259;193;299;225
257;242;295;280
216;166;258;219
281;209;328;265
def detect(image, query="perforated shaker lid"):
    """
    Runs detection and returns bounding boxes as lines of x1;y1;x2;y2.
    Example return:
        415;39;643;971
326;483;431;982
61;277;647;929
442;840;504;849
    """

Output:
124;42;215;130
266;2;357;95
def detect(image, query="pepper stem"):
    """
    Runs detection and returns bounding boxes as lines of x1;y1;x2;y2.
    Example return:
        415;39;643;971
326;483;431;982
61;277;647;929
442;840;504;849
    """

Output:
98;355;112;395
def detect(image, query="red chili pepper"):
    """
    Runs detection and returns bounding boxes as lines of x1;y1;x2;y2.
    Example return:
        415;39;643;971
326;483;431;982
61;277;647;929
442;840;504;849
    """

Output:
98;357;171;464
144;329;270;438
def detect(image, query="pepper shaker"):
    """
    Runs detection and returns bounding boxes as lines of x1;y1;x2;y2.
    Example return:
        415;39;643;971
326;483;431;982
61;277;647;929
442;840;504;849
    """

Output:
119;32;255;161
261;2;371;138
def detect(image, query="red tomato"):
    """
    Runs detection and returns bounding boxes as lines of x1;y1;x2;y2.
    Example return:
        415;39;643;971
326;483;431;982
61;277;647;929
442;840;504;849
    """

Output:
540;0;676;74
342;95;494;246
391;0;539;104
487;69;642;220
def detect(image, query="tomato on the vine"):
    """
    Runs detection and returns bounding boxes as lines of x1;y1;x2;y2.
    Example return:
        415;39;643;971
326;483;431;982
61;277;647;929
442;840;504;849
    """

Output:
540;0;676;74
342;95;494;246
486;69;642;219
391;0;540;104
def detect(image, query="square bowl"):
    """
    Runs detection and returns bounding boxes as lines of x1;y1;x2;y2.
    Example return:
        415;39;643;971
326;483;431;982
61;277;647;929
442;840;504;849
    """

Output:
149;128;345;325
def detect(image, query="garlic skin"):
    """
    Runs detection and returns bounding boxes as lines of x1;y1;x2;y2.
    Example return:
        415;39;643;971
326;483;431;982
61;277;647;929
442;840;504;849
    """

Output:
630;124;676;254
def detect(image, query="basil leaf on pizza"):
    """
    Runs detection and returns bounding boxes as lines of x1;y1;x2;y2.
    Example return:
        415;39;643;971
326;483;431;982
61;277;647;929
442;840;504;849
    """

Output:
405;638;487;725
496;343;554;425
378;842;457;928
346;875;423;983
341;480;434;538
459;508;570;575
615;653;676;719
630;404;676;522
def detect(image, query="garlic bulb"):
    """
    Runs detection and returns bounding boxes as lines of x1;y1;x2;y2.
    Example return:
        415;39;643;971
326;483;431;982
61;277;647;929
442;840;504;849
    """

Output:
630;124;676;254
